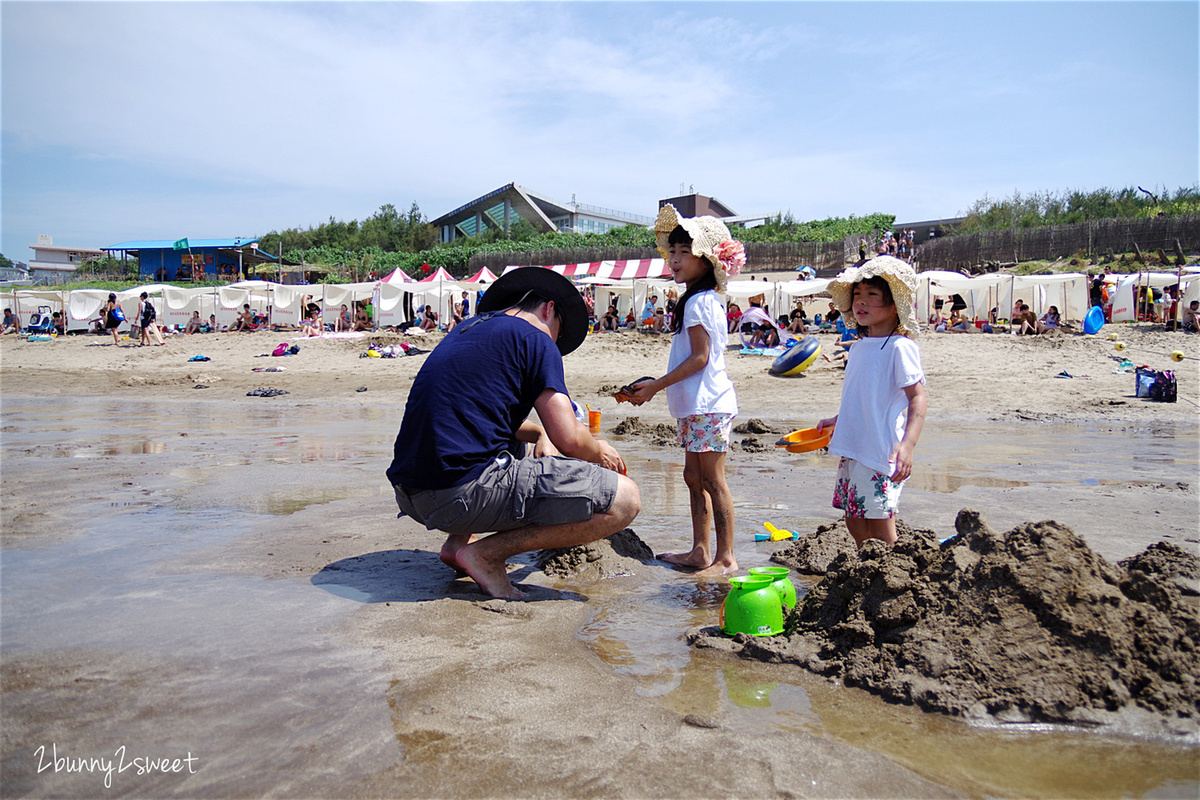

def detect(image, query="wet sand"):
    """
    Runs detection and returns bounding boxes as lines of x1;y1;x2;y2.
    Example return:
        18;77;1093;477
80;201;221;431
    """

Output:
1;324;1198;797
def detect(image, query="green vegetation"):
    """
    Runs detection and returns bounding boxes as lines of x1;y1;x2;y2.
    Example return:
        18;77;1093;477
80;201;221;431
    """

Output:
260;204;896;280
736;212;895;244
0;253;13;269
952;185;1199;235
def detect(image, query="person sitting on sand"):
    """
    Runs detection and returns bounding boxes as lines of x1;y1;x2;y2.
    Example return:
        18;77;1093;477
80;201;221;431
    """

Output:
231;304;256;332
386;267;639;600
301;305;323;337
419;306;438;332
184;311;204;334
1037;305;1061;334
335;304;352;332
1015;304;1038;335
726;302;742;333
600;305;620;332
785;303;808;334
650;307;669;333
1182;300;1200;333
2;308;17;335
448;300;465;332
354;301;375;332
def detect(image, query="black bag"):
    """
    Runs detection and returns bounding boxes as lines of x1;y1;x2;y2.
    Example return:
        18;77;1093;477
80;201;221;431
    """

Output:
1149;370;1177;403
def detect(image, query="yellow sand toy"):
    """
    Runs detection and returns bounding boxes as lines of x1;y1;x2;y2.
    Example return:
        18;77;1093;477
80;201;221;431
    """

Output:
754;522;797;542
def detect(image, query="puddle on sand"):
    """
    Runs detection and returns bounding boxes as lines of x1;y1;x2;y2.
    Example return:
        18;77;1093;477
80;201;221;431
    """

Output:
578;423;1198;800
5;398;1196;798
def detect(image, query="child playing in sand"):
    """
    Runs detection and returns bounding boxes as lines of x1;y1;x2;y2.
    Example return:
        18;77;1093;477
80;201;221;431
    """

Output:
816;256;927;548
627;205;745;575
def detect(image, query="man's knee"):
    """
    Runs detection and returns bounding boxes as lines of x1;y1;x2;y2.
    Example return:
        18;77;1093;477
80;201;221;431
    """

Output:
608;475;641;527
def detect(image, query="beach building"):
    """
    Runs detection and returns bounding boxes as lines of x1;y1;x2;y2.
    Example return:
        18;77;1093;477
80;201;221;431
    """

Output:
431;183;654;243
102;237;284;282
26;235;104;283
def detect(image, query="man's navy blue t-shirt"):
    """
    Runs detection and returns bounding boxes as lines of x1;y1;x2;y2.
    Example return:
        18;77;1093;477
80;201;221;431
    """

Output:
386;313;569;491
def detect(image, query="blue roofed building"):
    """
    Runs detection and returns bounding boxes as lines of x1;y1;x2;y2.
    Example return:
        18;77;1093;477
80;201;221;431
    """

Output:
102;237;285;282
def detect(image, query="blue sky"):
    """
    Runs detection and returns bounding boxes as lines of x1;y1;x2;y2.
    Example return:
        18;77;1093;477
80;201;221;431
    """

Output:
2;1;1196;261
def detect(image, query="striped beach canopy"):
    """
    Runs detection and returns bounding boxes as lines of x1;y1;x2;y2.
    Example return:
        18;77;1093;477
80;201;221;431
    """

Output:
537;259;668;281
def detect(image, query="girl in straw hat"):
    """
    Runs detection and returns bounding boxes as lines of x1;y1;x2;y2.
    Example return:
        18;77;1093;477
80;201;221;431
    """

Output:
627;205;745;575
816;256;927;548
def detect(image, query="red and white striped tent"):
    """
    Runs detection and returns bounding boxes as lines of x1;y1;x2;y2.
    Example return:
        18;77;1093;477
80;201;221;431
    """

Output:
381;267;415;284
534;259;668;281
463;266;498;284
418;266;457;283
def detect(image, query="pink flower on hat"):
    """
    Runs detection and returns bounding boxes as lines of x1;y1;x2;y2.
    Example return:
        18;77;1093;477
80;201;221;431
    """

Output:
714;239;746;277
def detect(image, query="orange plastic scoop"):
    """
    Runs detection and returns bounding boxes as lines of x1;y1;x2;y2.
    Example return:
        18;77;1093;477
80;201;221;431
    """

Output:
774;426;834;453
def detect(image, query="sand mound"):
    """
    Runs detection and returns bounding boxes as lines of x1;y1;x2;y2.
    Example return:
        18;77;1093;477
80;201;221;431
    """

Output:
769;519;942;574
537;528;655;581
734;418;779;435
611;416;677;447
693;510;1200;736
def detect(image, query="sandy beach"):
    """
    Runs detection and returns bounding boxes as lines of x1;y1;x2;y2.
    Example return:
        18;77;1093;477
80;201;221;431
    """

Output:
2;322;1198;797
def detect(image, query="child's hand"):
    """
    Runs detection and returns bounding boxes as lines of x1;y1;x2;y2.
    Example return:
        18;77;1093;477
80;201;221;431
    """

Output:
890;441;915;482
816;416;837;433
625;378;658;406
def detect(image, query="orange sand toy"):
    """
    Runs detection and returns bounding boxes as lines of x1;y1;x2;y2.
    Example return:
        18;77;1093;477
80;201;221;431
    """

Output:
774;426;834;453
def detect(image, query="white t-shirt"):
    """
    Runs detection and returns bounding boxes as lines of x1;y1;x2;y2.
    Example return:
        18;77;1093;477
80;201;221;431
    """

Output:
828;335;924;476
666;289;738;419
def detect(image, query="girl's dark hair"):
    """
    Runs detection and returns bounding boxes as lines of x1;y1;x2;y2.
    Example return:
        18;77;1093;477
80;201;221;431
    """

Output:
667;226;718;334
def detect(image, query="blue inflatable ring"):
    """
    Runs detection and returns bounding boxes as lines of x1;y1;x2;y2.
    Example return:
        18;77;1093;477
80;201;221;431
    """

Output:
1083;305;1105;335
770;337;821;376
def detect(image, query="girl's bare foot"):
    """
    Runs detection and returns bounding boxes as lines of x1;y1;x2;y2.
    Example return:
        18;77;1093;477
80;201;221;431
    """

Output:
691;559;739;578
658;547;711;571
455;545;525;600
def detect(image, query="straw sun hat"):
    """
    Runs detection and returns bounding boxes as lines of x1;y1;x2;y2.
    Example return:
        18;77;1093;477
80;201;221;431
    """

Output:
828;255;920;337
654;204;746;293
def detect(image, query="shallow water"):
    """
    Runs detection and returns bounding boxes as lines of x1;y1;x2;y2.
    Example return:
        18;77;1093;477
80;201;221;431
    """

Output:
1;397;1196;797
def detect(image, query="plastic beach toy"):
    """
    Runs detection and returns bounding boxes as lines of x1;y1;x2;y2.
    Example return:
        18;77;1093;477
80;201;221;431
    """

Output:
774;426;834;453
1083;305;1106;336
720;575;784;637
769;337;821;376
748;566;798;611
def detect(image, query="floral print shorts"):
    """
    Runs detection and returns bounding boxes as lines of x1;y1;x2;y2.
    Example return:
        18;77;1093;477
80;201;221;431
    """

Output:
832;457;904;519
676;413;735;453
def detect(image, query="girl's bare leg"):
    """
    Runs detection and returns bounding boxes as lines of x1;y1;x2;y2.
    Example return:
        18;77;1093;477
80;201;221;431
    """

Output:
659;451;713;569
692;451;737;576
845;516;897;547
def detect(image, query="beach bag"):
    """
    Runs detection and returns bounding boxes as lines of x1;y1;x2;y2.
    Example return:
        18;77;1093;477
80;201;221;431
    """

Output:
143;301;156;322
1149;370;1177;403
272;342;289;357
1134;367;1156;398
111;307;125;323
287;344;300;355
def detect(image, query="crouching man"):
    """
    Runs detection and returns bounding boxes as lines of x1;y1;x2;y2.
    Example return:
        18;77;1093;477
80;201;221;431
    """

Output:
387;268;640;599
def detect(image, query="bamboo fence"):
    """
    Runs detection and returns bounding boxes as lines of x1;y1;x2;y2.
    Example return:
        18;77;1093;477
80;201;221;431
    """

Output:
914;215;1200;272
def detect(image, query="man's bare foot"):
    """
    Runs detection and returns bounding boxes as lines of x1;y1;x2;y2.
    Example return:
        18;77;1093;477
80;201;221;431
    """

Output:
455;545;526;600
658;548;711;571
439;534;475;576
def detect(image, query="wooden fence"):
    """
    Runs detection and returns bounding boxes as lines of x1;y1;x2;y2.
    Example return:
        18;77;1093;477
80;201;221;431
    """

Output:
467;234;863;276
914;215;1200;272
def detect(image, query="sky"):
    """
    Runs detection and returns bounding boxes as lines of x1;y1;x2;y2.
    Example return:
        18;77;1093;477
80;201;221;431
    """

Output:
1;1;1197;261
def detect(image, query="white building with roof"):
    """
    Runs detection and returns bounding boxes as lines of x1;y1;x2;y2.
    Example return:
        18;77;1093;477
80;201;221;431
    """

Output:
27;235;104;283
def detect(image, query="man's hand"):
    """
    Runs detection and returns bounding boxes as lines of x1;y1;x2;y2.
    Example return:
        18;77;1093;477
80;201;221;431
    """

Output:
595;439;626;475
